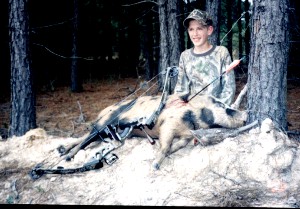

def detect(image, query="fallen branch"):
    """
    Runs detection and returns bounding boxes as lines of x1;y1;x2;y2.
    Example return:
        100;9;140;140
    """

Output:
11;179;19;201
190;120;258;146
0;169;19;177
287;131;300;142
210;170;241;185
231;84;248;109
76;101;86;123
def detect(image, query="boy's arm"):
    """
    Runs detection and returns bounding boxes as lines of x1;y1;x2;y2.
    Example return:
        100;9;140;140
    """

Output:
174;55;190;96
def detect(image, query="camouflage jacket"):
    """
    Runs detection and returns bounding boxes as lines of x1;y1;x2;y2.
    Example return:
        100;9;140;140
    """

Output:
174;45;236;105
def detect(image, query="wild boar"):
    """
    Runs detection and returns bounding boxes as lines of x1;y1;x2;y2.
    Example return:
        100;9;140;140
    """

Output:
58;93;247;170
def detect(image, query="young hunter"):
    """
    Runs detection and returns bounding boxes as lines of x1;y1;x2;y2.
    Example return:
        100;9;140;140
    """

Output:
174;9;236;105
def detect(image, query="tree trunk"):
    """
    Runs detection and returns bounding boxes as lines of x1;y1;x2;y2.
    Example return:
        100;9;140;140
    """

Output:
225;0;233;58
206;0;221;46
9;0;36;137
184;1;193;49
140;11;154;81
178;0;185;52
167;1;180;67
158;0;180;93
71;0;82;92
247;0;289;130
237;0;243;59
167;0;180;93
244;0;251;61
119;6;139;78
158;0;168;88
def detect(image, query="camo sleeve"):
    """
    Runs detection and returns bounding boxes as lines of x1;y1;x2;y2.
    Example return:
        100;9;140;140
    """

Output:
174;52;190;96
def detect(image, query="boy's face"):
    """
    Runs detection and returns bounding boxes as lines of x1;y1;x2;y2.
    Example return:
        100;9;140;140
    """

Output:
187;20;213;48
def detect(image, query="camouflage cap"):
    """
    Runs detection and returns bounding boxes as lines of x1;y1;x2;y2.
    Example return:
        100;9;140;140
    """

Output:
183;9;213;28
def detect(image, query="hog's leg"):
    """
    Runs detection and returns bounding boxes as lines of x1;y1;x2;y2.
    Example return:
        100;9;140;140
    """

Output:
58;129;101;161
168;133;194;154
152;129;175;170
57;133;89;156
153;132;193;169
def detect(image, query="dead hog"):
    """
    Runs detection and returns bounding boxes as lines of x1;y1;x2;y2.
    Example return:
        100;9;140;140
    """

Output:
58;93;247;170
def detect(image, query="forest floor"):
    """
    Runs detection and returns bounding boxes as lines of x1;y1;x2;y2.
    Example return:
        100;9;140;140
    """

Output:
1;76;300;139
0;77;300;206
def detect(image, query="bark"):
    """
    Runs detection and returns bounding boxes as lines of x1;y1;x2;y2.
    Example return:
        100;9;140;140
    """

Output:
167;0;180;93
184;0;192;49
225;0;233;58
206;0;221;45
158;0;180;93
140;10;154;80
247;0;289;130
9;0;36;137
178;0;185;52
71;0;82;92
158;0;168;89
237;0;243;59
244;0;251;59
167;1;180;67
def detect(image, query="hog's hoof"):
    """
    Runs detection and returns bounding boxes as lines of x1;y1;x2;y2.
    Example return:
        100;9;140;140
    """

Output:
152;162;160;170
65;155;72;161
57;145;66;155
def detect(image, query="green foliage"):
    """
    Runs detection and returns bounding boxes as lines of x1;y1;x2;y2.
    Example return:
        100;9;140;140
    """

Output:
6;195;15;204
35;185;46;193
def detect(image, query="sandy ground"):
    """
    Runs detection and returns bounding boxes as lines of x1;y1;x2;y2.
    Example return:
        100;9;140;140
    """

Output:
0;77;300;206
0;118;300;206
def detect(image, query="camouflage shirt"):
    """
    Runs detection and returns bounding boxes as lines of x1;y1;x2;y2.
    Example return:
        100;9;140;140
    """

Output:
174;45;236;105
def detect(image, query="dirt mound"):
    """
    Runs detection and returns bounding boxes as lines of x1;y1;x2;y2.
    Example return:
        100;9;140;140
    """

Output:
0;119;299;206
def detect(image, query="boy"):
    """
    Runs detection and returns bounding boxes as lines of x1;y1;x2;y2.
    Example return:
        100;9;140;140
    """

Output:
174;9;235;105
